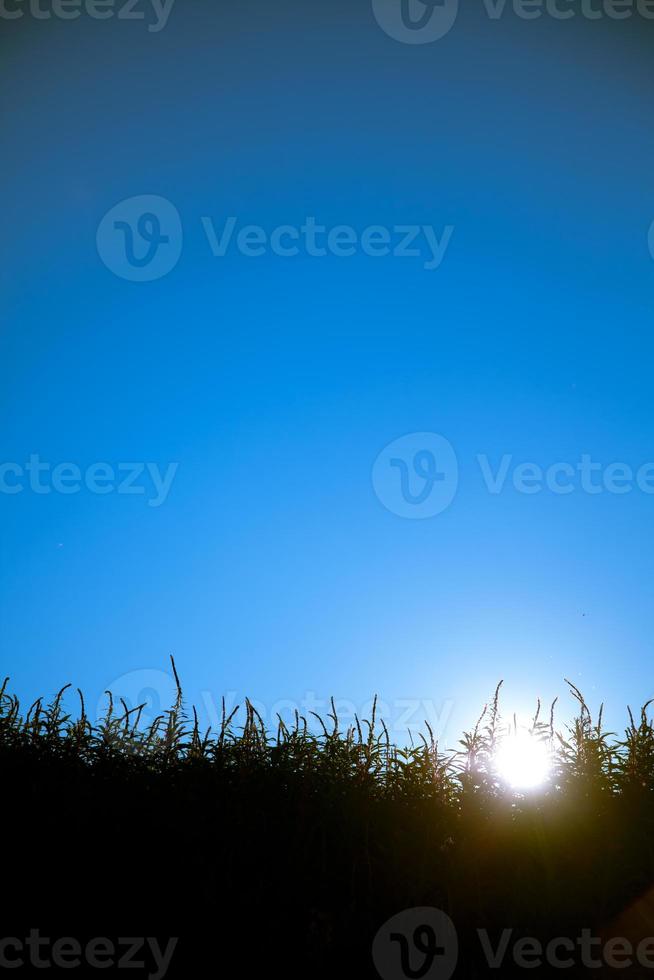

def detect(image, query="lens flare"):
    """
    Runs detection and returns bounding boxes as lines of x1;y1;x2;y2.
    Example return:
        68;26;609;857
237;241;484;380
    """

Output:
494;730;551;790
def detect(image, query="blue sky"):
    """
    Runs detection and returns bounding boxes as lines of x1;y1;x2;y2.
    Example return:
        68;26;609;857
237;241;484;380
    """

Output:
2;1;654;745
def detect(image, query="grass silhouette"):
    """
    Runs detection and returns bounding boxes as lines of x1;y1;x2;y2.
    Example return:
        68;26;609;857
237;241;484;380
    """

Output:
3;660;654;977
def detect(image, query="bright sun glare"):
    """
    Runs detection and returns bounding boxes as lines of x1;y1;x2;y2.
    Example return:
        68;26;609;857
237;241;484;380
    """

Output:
494;731;552;790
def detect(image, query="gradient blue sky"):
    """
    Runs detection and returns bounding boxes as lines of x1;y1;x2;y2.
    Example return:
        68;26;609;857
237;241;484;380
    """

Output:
2;1;654;744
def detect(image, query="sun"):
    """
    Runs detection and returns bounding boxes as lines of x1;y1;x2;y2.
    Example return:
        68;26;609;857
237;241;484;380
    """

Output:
494;730;552;790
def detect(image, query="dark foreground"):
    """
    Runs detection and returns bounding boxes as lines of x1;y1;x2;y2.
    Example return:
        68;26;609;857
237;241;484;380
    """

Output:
3;671;654;978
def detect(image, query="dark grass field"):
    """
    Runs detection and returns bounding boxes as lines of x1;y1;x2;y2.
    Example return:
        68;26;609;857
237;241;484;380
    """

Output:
3;665;654;977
